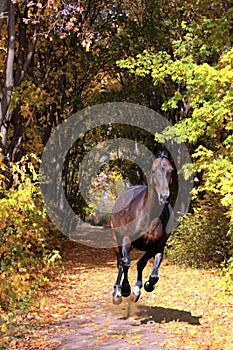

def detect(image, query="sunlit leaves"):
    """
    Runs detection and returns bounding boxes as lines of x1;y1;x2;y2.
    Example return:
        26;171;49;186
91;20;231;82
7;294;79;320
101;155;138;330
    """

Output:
123;46;233;223
117;5;233;276
2;242;232;349
0;155;60;312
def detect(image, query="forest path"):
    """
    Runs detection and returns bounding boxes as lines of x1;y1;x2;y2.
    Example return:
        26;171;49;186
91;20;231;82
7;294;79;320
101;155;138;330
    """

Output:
7;238;233;350
40;241;175;349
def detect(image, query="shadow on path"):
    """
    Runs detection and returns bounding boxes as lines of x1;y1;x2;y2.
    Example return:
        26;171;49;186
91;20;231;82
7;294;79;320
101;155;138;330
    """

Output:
50;302;201;350
139;305;201;325
118;302;201;325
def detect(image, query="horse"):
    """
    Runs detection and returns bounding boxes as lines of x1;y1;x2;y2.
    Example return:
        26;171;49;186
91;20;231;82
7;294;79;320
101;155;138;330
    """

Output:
110;152;174;305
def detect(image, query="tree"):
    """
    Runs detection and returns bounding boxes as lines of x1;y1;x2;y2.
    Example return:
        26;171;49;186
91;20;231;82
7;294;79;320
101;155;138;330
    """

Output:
0;0;104;162
116;0;233;268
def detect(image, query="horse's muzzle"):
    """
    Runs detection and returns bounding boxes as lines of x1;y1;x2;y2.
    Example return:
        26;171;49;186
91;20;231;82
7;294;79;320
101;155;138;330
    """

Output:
158;192;170;205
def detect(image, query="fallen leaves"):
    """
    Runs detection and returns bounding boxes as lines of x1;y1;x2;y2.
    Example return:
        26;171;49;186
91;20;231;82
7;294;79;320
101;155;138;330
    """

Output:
141;261;233;349
1;240;233;349
1;323;8;333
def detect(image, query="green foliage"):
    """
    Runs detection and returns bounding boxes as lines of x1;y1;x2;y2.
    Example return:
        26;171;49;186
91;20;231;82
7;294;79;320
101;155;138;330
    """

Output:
156;49;233;231
0;156;60;312
166;194;232;269
221;223;233;294
117;22;233;275
222;257;233;294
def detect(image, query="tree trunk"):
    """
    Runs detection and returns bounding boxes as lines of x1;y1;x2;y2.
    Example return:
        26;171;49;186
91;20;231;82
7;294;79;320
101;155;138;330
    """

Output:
0;0;8;30
0;0;15;157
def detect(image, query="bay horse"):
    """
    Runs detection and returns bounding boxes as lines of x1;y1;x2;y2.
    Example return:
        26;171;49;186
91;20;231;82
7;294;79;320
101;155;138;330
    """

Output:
110;152;174;305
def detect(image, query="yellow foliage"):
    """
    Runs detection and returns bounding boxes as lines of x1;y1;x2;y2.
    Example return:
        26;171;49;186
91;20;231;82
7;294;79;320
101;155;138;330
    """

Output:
0;155;61;312
1;324;8;333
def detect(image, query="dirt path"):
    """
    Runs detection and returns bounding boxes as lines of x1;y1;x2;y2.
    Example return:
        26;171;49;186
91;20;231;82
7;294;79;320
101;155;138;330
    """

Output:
38;242;175;349
24;240;233;349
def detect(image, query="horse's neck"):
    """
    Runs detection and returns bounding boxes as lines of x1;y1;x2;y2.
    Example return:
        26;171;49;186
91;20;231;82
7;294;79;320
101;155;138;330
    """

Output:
145;186;160;219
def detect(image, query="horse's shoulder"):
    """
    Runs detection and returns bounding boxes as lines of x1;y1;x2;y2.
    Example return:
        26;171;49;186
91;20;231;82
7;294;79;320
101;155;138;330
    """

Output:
118;184;147;203
113;185;147;212
124;185;147;197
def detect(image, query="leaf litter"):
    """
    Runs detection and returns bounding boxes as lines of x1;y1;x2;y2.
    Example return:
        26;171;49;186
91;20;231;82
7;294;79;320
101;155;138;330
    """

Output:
1;239;232;349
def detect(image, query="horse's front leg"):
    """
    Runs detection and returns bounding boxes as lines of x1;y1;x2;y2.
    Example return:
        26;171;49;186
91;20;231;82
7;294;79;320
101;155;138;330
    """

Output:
130;251;154;302
144;252;163;292
113;236;131;305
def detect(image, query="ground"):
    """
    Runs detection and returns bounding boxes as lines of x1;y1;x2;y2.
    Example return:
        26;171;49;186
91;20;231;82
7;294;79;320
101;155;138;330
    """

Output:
1;239;233;349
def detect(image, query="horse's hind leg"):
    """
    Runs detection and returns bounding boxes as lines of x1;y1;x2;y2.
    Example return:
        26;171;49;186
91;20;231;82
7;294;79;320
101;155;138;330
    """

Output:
113;263;123;305
144;252;163;292
113;236;131;305
130;251;153;302
121;236;131;297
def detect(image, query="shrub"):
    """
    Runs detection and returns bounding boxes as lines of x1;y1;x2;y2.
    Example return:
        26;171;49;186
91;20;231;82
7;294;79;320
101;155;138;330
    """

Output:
166;194;232;269
0;156;61;312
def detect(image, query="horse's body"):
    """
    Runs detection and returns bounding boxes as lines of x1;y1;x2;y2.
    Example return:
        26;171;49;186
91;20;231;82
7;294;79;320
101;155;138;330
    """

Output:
110;154;174;304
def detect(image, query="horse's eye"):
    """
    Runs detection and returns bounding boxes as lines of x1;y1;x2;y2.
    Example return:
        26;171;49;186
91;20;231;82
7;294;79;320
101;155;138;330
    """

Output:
152;170;156;174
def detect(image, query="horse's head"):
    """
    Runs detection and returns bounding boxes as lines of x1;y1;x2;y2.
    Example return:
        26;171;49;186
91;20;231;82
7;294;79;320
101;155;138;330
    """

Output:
150;155;173;205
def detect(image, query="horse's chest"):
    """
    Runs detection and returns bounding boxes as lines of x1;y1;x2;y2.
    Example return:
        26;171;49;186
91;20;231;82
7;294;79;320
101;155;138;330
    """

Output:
133;218;164;251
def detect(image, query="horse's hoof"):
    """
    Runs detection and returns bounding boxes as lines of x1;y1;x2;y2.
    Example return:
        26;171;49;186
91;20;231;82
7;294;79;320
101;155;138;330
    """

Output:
130;292;140;302
130;285;141;302
112;295;122;305
151;276;159;286
121;281;131;297
122;290;131;297
144;280;155;292
144;276;159;292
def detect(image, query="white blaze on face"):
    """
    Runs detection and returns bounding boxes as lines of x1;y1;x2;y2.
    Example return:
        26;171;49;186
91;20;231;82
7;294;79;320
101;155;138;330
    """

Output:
151;158;173;205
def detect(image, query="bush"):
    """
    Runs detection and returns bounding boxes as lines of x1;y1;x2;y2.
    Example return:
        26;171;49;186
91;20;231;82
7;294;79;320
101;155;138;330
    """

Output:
0;156;61;313
221;223;233;294
166;194;232;269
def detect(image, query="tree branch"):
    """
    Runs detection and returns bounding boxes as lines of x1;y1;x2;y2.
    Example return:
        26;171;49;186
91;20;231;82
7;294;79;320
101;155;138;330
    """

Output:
16;22;41;86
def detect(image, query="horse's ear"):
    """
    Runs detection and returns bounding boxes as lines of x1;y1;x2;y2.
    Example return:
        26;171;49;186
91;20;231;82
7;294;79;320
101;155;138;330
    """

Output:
156;150;169;159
